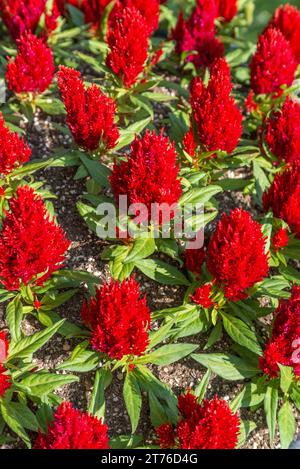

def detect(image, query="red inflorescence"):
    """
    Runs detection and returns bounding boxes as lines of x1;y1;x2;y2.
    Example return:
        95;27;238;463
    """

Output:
192;33;224;69
82;0;112;31
260;285;300;378
117;0;160;34
34;401;109;449
215;0;238;23
271;227;289;252
207;208;269;301
267;4;300;62
263;163;300;239
184;246;205;276
81;277;151;360
0;331;11;398
110;130;182;223
250;28;297;95
191;284;215;309
106;5;149;88
0;0;46;39
6;32;55;95
57;66;119;152
0;186;70;291
156;392;240;449
44;1;61;36
0;113;32;175
264;97;300;164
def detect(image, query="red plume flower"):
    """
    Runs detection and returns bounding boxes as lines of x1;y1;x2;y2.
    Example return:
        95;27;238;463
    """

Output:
0;113;32;175
106;5;149;88
44;1;61;36
110;130;182;223
57;66;119;152
264;97;300;164
0;0;46;39
215;0;238;23
156;392;240;449
187;0;217;36
34;402;109;449
250;28;297;95
207;209;269;301
81;277;151;360
0;186;70;291
191;284;215;309
81;0;112;31
116;0;160;34
0;331;10;398
267;4;300;62
263;163;300;239
192;33;224;69
184;246;205;276
6;32;55;96
271;227;289;252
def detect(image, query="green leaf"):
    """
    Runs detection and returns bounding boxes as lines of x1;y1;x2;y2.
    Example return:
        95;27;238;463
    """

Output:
36;98;66;115
114;118;151;151
6;296;23;343
138;343;198;366
123;372;142;433
194;369;211;402
79;154;111;187
148;321;174;350
88;369;113;420
18;372;79;397
124;237;156;264
221;312;262;356
179;185;222;206
291;385;300;411
237;420;257;448
37;310;86;338
230;382;265;410
56;349;100;373
204;321;222;350
135;259;190;286
253;161;270;207
109;435;143;449
0;401;37;448
278;401;296;449
40;289;77;310
279;365;294;395
192;353;259;381
264;385;278;447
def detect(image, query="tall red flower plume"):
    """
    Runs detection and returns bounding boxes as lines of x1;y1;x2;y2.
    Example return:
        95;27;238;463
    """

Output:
116;0;160;34
263;163;300;239
57;66;119;152
207;209;269;301
6;32;55;96
156;392;240;449
250;28;297;95
110;130;182;223
0;113;32;175
106;5;149;88
34;402;109;449
215;0;238;23
0;331;11;398
0;186;70;291
267;4;300;62
186;58;243;155
192;33;224;69
0;0;46;39
82;0;112;30
260;286;300;378
81;277;151;360
187;0;217;36
184;246;205;276
264;97;300;164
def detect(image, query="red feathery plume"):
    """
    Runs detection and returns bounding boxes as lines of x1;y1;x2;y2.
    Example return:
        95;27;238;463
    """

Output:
57;66;119;152
184;247;205;276
187;0;217;37
34;402;109;449
271;227;289;252
81;277;151;360
0;0;46;39
250;28;297;95
0;331;11;398
267;4;300;62
192;33;224;69
191;284;215;309
207;208;269;301
6;32;55;96
82;0;112;30
0;113;31;175
215;0;238;23
156;392;240;449
0;186;70;291
116;0;160;34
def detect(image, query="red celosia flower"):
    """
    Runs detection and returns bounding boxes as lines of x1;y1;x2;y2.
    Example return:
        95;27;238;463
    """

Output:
245;90;259;113
187;0;217;37
250;28;297;95
184;246;205;276
115;0;160;34
0;113;32;175
192;33;224;69
263;163;300;239
156;392;240;449
0;186;70;291
183;128;197;157
44;1;61;36
81;277;151;360
191;284;215;309
57;66;119;152
215;0;238;23
106;5;149;88
0;0;46;39
267;4;300;62
187;58;243;155
0;331;11;398
207;208;269;301
172;12;195;57
6;32;55;96
34;402;109;449
110;130;182;223
82;0;112;30
271;227;289;252
264;97;300;164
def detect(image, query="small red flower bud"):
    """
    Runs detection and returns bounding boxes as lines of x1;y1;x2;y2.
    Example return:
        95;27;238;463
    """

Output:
271;227;289;252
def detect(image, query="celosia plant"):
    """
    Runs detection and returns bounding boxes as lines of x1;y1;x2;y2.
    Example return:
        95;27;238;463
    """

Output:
0;113;32;175
267;4;300;62
0;0;46;39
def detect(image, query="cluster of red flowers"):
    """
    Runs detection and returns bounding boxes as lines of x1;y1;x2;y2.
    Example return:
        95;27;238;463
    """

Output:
110;130;182;223
264;97;300;164
57;66;119;152
34;402;109;449
156;391;240;449
81;277;151;360
267;4;300;63
263;163;300;239
0;0;46;39
206;208;269;301
0;113;32;175
260;286;300;378
191;284;215;309
6;32;55;95
184;246;205;276
0;331;10;398
184;58;243;156
0;186;70;291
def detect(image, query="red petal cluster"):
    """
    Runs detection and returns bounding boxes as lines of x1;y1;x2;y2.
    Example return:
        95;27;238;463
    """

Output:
0;331;10;398
0;0;46;39
44;1;61;36
0;186;70;291
191;284;215;309
81;277;151;360
106;5;150;88
260;286;300;378
250;28;297;95
81;0;112;30
57;66;119;152
207;208;269;301
6;32;55;95
156;392;240;449
186;58;243;155
184;246;205;276
263;163;300;238
34;401;109;449
271;227;289;252
267;4;300;62
115;0;160;34
110;130;182;223
0;113;32;175
215;0;238;23
264;97;300;164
